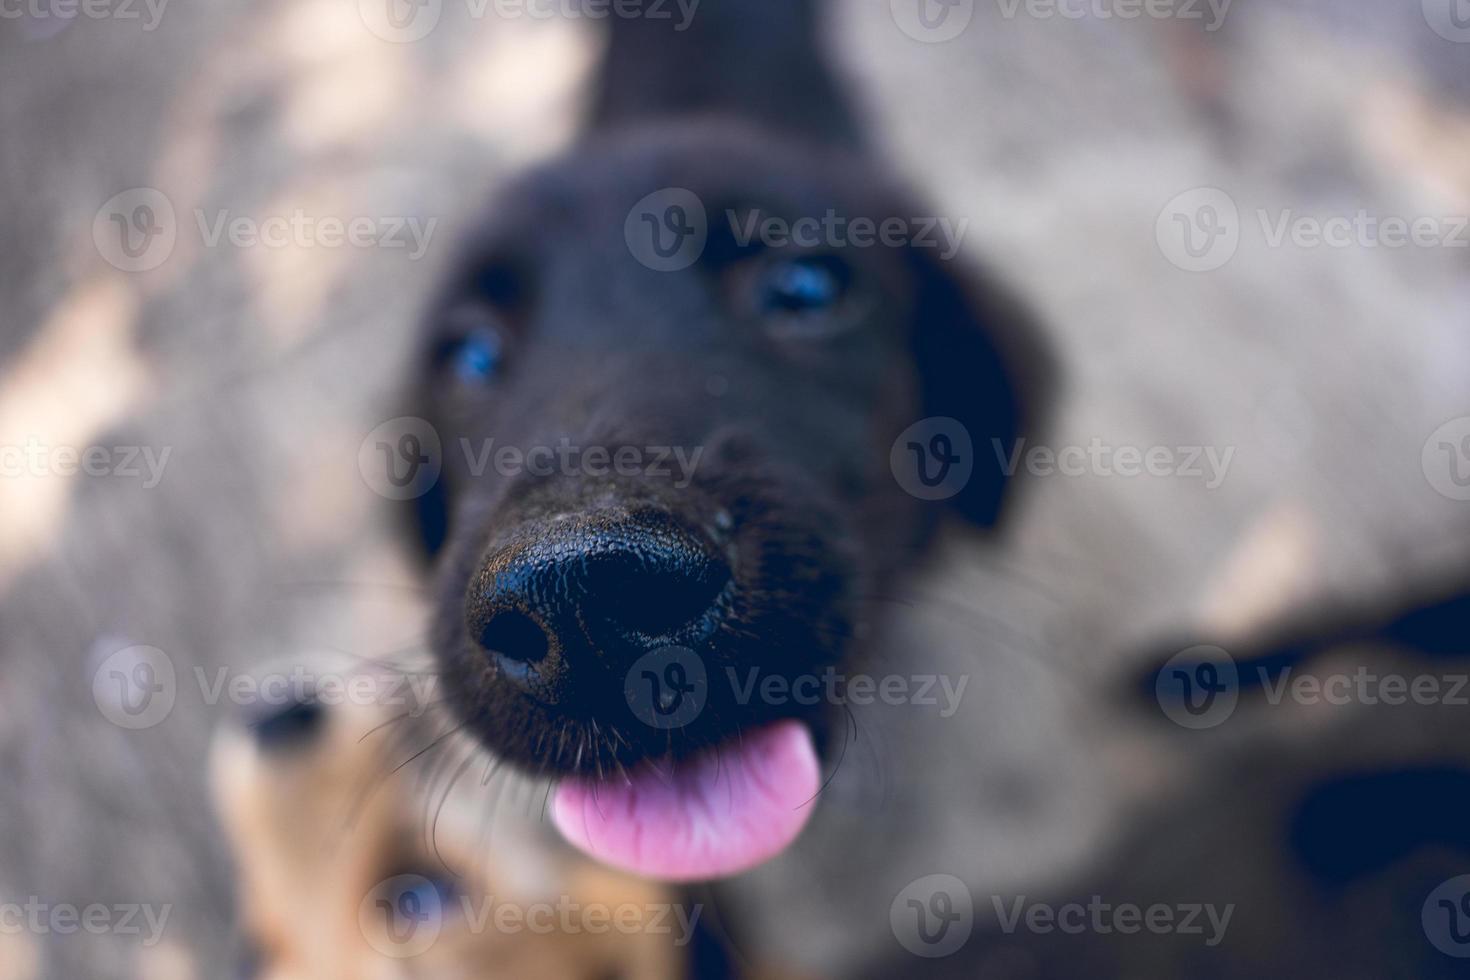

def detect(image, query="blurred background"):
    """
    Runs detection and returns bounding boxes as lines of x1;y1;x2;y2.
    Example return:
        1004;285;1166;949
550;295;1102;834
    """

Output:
1;0;1468;977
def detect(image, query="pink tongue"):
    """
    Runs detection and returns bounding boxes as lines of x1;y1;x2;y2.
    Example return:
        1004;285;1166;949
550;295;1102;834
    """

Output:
552;721;820;881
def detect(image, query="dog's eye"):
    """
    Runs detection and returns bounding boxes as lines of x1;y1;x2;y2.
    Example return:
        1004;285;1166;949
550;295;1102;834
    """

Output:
435;306;506;385
377;872;463;925
404;875;461;910
757;254;851;323
448;331;502;384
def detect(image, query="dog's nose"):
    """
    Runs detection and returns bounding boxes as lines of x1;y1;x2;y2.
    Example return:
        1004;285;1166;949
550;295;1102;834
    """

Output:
466;513;731;707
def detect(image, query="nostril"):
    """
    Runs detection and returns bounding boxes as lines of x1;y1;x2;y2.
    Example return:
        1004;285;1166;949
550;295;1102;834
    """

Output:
584;552;731;639
477;610;552;665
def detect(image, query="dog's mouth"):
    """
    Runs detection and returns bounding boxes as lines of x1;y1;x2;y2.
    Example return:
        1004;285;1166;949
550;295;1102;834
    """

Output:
551;718;821;881
433;473;855;881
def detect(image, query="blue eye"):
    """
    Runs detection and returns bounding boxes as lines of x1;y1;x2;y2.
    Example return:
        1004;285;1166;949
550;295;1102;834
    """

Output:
450;330;503;384
381;874;462;926
403;876;460;911
436;306;506;385
759;255;850;317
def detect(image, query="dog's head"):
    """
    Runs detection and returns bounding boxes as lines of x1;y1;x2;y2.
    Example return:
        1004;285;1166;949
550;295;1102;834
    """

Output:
411;122;1047;881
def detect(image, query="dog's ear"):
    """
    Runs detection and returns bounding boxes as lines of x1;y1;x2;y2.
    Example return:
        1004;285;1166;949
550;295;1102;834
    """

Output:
907;246;1055;528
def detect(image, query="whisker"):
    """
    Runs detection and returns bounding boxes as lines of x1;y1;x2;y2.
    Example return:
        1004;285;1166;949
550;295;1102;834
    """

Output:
357;703;448;744
429;750;479;877
798;706;852;809
390;722;470;776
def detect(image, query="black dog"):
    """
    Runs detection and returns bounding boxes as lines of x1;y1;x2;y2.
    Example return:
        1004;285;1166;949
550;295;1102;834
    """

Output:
410;0;1047;884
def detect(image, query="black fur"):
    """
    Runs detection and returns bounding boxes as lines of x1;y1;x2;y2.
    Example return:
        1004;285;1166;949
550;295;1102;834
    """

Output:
410;0;1048;778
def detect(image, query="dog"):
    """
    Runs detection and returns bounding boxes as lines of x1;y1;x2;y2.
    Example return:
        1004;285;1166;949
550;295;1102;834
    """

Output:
5;1;1466;978
410;0;1047;889
210;656;690;980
